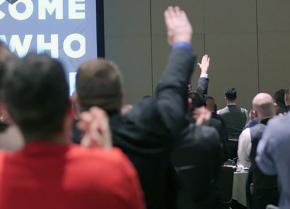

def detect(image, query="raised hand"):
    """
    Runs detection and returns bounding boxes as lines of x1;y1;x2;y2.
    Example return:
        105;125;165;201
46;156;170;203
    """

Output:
164;6;193;45
198;54;210;74
78;107;112;149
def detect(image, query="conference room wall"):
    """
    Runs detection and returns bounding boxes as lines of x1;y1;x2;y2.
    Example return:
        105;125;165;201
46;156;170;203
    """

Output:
257;0;290;97
104;0;290;110
104;0;153;103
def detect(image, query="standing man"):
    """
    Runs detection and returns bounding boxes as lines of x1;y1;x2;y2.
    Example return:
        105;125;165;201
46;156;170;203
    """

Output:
256;112;290;209
218;88;248;159
238;93;279;209
75;6;196;209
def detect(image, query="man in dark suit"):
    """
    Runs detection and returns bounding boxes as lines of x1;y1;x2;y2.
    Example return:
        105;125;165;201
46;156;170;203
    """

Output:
74;7;195;209
172;55;224;209
187;55;227;160
218;88;248;159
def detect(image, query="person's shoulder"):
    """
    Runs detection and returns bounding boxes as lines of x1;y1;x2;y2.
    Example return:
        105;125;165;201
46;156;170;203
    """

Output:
217;106;228;115
240;127;251;137
0;150;12;173
266;114;290;133
240;107;248;114
68;146;136;180
185;124;219;145
69;145;128;164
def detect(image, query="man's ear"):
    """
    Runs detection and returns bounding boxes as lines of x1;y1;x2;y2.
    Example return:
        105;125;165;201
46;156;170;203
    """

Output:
251;110;258;118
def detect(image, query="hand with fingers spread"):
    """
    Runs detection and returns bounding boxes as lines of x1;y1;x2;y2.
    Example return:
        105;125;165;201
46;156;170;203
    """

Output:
78;107;112;149
198;54;210;74
164;6;193;45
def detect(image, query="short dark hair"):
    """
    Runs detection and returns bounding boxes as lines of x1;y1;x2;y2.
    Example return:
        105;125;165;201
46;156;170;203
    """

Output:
76;59;122;112
273;89;286;107
188;92;205;111
3;54;70;139
225;88;237;101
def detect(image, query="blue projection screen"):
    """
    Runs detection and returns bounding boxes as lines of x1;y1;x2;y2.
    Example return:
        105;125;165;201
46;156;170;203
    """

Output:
0;0;103;94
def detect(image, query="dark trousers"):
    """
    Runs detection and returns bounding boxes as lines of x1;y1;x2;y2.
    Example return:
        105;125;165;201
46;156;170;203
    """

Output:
252;188;279;209
225;140;238;160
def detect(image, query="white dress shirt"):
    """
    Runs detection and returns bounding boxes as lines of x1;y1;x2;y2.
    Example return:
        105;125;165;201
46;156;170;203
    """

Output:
237;128;251;168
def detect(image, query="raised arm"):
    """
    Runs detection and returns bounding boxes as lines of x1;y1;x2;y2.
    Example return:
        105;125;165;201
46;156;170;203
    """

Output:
155;6;196;135
196;54;210;97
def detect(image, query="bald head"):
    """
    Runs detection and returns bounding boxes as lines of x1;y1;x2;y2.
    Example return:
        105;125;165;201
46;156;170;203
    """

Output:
252;93;275;120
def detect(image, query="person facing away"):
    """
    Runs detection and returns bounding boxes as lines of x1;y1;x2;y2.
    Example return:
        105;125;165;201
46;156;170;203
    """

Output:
217;88;248;159
0;54;145;209
74;6;195;209
238;93;279;209
0;41;23;151
256;114;290;209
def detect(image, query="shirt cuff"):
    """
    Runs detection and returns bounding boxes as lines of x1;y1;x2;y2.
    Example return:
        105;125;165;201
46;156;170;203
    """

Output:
172;41;192;52
200;73;208;78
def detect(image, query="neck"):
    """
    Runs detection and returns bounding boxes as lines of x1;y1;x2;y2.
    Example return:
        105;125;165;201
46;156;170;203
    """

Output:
24;128;71;145
258;115;273;122
227;101;236;105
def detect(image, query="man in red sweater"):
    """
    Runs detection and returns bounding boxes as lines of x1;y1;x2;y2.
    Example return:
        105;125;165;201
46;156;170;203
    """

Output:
0;54;144;209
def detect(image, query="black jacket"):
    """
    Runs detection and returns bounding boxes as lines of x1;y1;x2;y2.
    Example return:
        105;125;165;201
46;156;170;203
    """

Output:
172;124;223;209
73;48;195;209
108;48;196;209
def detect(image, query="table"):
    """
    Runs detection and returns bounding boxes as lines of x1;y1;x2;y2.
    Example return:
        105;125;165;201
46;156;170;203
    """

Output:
232;170;248;207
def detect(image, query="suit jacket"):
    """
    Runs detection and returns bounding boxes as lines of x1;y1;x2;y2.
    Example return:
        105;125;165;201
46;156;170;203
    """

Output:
108;48;196;209
172;125;223;209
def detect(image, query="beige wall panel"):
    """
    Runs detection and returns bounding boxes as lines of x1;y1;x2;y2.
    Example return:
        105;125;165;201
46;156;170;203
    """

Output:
205;34;258;110
258;32;290;95
205;0;256;34
104;0;150;36
104;0;152;104
151;0;205;35
105;36;152;104
151;34;205;89
257;0;290;32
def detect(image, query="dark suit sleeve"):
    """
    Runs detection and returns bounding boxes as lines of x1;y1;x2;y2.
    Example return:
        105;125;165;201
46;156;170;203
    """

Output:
196;77;209;98
155;47;196;136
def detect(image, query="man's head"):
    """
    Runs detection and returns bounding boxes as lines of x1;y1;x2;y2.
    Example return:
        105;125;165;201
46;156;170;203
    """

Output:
3;54;70;140
206;96;217;112
224;88;237;103
76;59;122;113
188;92;205;112
252;93;275;120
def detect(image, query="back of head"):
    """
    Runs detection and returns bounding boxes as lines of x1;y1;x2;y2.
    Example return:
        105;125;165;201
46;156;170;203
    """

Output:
3;54;70;140
252;93;275;119
76;59;122;113
188;92;205;111
206;96;216;112
225;88;237;102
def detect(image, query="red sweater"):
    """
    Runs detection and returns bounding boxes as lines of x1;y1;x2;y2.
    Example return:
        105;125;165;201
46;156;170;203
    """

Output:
0;142;145;209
